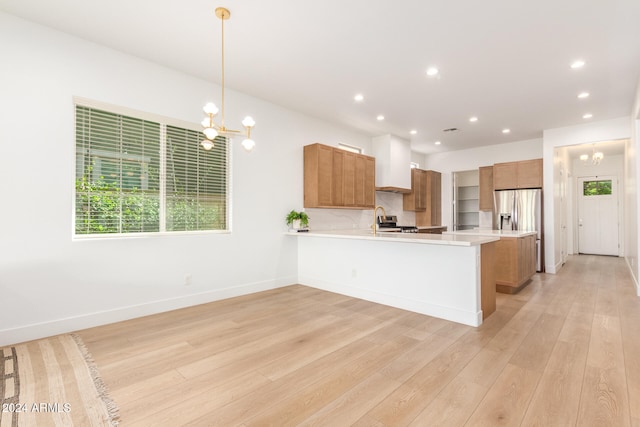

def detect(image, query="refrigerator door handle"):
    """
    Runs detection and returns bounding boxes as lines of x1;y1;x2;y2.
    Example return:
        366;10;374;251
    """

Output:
512;192;518;230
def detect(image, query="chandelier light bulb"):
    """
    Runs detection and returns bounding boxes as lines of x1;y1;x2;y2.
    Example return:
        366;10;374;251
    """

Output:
242;138;256;152
201;117;211;127
200;139;215;151
203;102;219;115
203;127;218;140
593;152;603;164
242;116;256;128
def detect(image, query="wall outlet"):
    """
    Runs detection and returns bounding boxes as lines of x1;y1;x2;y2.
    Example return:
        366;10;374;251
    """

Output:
351;269;357;278
184;274;192;286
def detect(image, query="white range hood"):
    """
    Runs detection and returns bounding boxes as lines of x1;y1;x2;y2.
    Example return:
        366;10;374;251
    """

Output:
372;134;411;193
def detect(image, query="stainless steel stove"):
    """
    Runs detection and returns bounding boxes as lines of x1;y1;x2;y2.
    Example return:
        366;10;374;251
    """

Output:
377;215;419;233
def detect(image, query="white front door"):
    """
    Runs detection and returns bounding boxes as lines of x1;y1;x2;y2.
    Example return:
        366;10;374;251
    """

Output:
577;176;619;256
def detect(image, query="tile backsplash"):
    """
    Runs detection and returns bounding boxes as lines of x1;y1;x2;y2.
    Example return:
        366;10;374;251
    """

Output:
304;191;415;231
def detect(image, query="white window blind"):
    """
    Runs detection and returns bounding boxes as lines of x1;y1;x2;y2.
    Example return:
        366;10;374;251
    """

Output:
75;104;228;235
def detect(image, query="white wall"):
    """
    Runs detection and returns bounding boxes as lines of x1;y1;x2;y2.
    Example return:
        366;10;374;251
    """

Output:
543;117;631;274
0;13;373;346
422;139;543;230
628;79;640;294
553;147;572;262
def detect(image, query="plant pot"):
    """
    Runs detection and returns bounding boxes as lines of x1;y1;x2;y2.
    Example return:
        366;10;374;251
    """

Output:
291;219;302;230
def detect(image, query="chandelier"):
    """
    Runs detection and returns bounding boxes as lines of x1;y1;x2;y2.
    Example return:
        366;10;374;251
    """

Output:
201;7;256;152
579;145;604;165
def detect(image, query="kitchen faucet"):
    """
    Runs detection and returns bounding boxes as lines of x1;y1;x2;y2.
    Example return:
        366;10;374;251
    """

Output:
373;205;386;234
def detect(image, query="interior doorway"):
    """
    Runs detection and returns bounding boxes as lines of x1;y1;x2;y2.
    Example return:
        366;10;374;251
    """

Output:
577;175;619;256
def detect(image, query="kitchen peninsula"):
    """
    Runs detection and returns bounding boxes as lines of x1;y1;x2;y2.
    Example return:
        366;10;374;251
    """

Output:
289;230;499;327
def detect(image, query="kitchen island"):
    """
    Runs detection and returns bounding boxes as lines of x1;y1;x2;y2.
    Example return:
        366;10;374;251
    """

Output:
288;230;499;327
443;229;537;294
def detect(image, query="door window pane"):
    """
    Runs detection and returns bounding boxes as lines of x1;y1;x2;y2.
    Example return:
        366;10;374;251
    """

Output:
583;180;612;196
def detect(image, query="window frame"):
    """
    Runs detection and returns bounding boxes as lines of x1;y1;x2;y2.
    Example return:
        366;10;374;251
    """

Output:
73;97;232;239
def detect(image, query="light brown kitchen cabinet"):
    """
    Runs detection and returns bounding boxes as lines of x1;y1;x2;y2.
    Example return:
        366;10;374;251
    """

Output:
403;168;427;211
516;159;543;189
493;159;542;190
479;166;494;211
481;241;497;319
304;143;375;209
304;143;334;207
494;234;536;294
415;170;442;226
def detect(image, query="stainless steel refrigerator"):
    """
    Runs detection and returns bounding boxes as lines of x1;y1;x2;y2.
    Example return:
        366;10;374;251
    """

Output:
494;189;543;272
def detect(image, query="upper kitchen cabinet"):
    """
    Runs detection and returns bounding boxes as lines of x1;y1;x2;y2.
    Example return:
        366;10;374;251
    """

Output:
372;134;411;192
403;168;427;211
493;159;542;190
415;170;442;226
304;143;375;209
479;166;494;211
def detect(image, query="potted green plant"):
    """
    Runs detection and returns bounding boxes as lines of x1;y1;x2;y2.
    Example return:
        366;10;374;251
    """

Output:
286;210;309;230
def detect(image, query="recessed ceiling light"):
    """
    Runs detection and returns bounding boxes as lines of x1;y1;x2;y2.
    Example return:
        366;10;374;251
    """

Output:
583;113;593;119
410;130;417;135
571;60;586;69
469;116;478;122
578;92;590;99
426;67;439;76
354;93;364;102
502;128;511;134
376;115;385;121
580;154;589;161
434;141;441;145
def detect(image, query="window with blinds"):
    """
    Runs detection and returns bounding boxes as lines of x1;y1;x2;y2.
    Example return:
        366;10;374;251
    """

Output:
75;104;228;235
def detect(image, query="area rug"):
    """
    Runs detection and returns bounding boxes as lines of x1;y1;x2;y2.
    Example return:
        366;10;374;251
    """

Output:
1;334;119;426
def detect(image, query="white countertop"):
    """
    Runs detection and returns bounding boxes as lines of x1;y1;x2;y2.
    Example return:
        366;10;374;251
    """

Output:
443;229;537;238
287;229;498;246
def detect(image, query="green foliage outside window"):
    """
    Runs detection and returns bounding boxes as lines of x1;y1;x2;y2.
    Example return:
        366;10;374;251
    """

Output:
583;180;612;196
75;176;160;233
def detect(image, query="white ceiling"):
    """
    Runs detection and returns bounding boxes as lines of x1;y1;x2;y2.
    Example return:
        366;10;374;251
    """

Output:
2;0;639;154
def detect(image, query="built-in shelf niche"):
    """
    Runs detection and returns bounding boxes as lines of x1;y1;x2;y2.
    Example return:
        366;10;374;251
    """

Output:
453;170;479;230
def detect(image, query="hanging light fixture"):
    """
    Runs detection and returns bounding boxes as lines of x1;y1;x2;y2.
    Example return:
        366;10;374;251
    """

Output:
592;150;604;165
591;143;603;165
201;7;256;152
581;145;604;165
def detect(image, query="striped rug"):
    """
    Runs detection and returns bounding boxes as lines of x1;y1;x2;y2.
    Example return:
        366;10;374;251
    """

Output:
1;334;119;426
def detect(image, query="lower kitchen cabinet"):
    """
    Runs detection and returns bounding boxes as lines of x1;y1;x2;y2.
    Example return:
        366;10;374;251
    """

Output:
494;234;536;293
417;226;447;234
481;241;496;319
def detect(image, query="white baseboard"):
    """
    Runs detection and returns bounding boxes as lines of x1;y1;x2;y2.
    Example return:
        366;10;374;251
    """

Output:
0;277;295;347
625;257;640;297
300;275;482;327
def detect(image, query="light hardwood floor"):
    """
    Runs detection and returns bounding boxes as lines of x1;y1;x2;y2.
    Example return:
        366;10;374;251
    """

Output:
78;255;640;426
